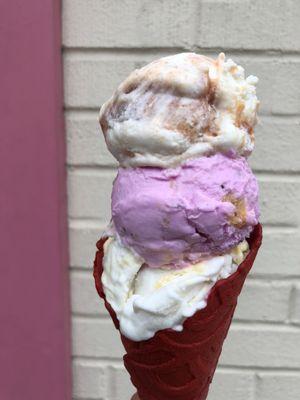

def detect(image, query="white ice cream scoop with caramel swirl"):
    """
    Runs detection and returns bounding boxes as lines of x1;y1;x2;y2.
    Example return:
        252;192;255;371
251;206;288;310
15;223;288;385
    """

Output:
100;53;259;168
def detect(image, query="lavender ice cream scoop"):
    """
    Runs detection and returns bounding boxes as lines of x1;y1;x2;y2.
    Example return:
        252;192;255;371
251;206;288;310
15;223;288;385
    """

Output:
112;153;259;268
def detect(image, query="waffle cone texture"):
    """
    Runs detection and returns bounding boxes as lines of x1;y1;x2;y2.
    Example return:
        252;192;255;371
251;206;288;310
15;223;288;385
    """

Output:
94;224;262;400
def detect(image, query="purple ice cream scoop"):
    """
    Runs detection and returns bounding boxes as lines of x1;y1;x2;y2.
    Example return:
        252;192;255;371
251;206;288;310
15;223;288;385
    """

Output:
112;153;259;268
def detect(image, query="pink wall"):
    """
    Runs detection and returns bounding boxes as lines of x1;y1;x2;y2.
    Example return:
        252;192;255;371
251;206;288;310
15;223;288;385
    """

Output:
0;1;71;399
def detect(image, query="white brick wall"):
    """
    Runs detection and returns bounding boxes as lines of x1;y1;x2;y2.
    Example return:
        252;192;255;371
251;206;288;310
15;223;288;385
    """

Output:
62;1;300;398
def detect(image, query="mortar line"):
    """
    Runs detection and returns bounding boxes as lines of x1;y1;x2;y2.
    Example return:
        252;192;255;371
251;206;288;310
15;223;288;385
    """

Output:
67;164;300;180
64;105;300;118
287;285;297;323
218;364;300;373
66;163;300;176
71;355;300;373
248;275;300;282
72;314;300;330
72;312;109;320
62;46;300;59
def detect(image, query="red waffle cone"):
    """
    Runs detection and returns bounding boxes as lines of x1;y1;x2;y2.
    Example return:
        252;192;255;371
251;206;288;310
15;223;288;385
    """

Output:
94;224;262;400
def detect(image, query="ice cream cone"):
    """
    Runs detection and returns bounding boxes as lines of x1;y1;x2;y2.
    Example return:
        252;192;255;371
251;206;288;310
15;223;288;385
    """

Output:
94;224;262;400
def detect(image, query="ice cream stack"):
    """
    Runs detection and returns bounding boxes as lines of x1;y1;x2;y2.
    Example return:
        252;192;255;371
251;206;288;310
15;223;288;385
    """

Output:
94;52;262;400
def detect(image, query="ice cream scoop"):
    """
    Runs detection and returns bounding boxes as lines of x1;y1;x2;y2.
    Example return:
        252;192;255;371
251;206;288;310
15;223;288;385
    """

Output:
102;235;249;341
100;53;259;167
112;153;259;268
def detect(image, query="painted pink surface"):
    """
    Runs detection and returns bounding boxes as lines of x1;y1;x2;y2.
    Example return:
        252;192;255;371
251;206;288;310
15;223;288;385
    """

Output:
0;1;71;399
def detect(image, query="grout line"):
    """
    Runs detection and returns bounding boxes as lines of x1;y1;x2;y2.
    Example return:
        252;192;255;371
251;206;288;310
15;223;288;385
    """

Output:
67;167;117;177
261;224;299;233
71;357;300;374
71;314;300;330
232;318;291;326
67;163;117;169
69;266;94;273
62;46;188;57
64;106;99;113
72;312;109;320
71;355;300;373
67;164;117;172
231;320;300;331
66;164;300;177
106;364;117;400
70;266;93;272
255;170;300;178
262;113;300;119
72;313;300;327
62;46;300;59
64;107;300;120
287;285;297;323
253;371;260;400
218;365;300;373
67;163;118;170
261;222;300;230
72;355;124;362
66;164;300;179
248;274;300;282
256;173;300;182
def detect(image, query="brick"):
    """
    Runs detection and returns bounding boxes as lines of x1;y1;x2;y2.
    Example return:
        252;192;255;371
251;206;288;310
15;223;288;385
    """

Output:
72;317;124;359
209;369;254;400
64;54;300;116
197;0;300;51
232;56;300;116
63;0;300;52
69;222;102;268
290;284;300;324
252;230;300;277
256;372;300;400
66;113;117;167
219;325;300;368
258;178;300;227
63;56;140;109
234;281;291;322
62;0;196;48
250;117;300;172
106;365;134;400
73;359;107;399
67;169;116;221
71;271;107;316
